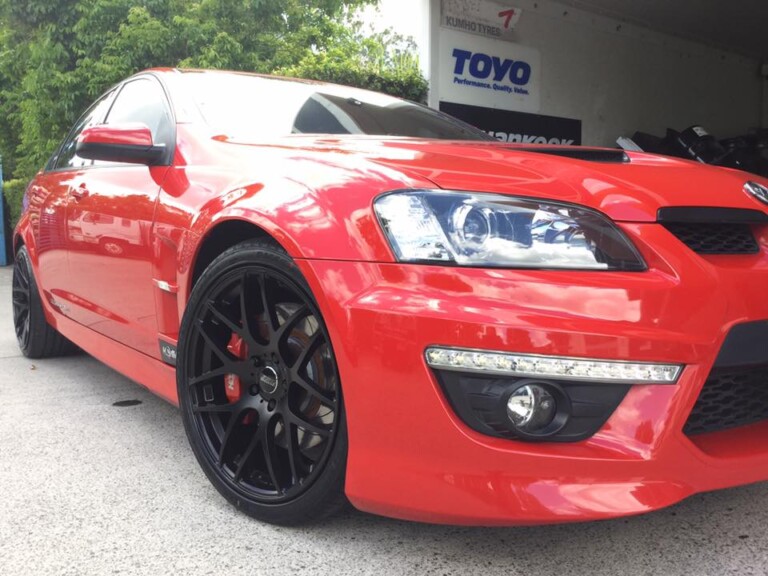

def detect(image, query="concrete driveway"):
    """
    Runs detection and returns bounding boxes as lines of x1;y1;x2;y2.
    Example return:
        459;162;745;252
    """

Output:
0;265;766;575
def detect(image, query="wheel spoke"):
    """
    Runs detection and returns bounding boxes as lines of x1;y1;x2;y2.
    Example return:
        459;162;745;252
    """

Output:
12;286;28;300
206;300;244;337
291;330;322;371
274;305;310;345
188;366;233;387
239;272;261;344
218;410;243;465
261;426;282;492
285;422;300;484
193;403;236;414
288;410;331;438
195;320;238;366
233;431;261;482
257;274;279;333
15;267;29;290
13;304;27;324
16;309;29;343
294;374;335;406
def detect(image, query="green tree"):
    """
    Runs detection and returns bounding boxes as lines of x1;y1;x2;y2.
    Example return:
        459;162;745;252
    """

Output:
0;0;427;211
278;20;428;103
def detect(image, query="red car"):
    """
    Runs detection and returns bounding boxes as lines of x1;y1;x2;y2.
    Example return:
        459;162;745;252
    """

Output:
11;69;768;526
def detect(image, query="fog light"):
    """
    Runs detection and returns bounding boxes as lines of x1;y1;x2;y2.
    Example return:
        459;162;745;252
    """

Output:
507;384;557;432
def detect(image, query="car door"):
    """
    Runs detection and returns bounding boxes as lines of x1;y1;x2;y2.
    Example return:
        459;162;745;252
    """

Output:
64;76;174;357
28;91;116;315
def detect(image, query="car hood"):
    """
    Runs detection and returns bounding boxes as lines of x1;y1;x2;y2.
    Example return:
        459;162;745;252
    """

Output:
214;135;768;222
218;136;768;222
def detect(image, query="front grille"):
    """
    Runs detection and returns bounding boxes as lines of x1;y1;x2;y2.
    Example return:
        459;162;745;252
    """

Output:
663;223;759;254
684;366;768;435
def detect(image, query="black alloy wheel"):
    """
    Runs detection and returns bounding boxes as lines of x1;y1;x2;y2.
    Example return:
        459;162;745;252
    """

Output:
12;250;31;348
177;239;347;525
12;246;76;358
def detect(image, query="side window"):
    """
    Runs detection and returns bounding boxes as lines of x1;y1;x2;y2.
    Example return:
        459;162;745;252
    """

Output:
293;95;352;135
52;91;115;170
104;78;174;148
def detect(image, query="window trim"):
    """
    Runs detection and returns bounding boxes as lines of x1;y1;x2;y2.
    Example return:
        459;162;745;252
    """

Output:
47;88;117;172
45;72;177;173
101;75;176;166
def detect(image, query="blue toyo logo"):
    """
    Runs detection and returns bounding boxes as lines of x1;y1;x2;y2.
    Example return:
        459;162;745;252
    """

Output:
452;49;531;86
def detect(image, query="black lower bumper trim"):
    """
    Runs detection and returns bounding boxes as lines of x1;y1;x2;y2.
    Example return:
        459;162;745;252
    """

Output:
434;371;630;442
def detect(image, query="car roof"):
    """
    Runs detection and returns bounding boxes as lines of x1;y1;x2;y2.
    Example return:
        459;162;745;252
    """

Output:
148;67;342;89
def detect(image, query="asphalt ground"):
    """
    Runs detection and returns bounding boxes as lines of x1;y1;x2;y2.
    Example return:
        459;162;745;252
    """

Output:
1;265;767;575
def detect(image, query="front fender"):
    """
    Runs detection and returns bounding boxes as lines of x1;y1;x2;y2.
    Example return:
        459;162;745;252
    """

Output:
13;211;35;262
189;166;427;252
175;164;431;311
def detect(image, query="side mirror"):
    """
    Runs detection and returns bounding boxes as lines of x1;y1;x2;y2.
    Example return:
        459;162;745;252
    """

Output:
76;123;167;165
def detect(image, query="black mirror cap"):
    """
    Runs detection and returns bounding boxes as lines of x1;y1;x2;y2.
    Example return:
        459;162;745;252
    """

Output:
75;141;167;166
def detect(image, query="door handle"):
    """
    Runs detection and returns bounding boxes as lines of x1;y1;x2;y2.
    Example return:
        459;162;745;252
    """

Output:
69;183;90;201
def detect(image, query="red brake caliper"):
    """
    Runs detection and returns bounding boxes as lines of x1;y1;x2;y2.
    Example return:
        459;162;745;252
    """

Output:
225;333;246;403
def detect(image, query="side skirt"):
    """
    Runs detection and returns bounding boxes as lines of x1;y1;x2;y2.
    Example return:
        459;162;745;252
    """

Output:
52;310;179;406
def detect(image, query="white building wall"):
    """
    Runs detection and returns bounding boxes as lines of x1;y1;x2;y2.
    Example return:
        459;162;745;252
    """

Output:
373;0;763;146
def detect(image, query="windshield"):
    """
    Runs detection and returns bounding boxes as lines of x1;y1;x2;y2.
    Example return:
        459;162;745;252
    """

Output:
180;72;493;141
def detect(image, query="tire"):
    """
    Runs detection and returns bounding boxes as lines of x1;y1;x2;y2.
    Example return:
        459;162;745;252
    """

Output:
100;238;126;256
177;239;348;525
12;246;78;358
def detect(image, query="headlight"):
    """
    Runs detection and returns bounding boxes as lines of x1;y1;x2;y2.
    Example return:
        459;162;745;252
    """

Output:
374;190;646;270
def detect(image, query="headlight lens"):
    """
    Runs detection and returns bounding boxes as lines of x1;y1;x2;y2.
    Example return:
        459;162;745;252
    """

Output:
374;190;646;270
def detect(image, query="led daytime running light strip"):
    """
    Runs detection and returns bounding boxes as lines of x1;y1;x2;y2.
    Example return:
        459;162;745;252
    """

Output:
425;346;682;384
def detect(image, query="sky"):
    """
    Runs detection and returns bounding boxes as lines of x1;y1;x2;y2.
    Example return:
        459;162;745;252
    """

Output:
358;0;427;43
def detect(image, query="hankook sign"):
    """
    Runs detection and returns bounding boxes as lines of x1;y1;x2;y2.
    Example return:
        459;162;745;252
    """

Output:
440;101;582;146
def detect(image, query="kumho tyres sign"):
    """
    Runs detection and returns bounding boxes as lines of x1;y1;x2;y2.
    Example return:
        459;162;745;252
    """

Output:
438;29;541;113
441;0;522;41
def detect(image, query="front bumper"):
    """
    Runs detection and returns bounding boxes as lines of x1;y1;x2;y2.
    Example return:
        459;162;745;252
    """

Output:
296;222;768;525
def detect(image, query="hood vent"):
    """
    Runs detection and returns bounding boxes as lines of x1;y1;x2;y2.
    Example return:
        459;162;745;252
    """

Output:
657;207;768;224
511;148;630;163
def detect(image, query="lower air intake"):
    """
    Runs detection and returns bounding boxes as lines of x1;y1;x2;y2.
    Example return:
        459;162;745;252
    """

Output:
684;365;768;435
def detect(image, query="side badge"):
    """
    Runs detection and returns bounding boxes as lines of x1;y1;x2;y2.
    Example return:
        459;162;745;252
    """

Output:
159;341;177;366
744;181;768;206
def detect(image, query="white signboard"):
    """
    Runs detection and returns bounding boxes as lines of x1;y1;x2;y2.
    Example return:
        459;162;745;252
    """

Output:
441;0;522;41
438;29;541;113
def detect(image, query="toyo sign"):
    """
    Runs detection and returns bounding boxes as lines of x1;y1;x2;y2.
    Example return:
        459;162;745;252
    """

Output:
452;48;532;88
439;29;541;113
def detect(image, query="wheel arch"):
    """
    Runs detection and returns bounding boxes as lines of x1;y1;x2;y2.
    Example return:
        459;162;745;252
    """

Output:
13;231;24;254
13;212;25;254
189;218;283;290
13;212;36;264
180;215;349;399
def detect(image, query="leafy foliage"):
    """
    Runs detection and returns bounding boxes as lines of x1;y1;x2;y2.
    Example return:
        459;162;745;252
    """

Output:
1;179;25;237
278;25;428;103
0;0;428;226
